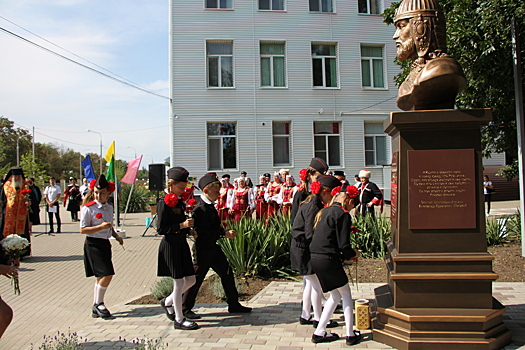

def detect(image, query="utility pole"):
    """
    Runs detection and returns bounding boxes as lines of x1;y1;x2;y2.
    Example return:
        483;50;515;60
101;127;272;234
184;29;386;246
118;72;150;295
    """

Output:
511;17;525;257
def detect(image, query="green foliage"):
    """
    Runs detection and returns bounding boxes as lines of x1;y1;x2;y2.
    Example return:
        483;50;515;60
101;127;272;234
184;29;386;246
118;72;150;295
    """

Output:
486;216;511;246
351;214;391;259
150;278;173;300
506;210;522;243
218;216;292;278
30;330;86;350
495;159;519;181
20;152;48;186
383;0;525;178
119;184;150;213
210;274;244;299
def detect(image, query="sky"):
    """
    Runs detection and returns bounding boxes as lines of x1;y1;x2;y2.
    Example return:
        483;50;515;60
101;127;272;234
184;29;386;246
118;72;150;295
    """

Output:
0;0;171;166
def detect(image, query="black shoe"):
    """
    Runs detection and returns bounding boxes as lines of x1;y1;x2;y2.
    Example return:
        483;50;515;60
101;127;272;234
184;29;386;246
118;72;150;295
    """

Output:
299;316;314;325
173;318;199;330
92;303;112;318
228;304;252;313
313;319;339;328
48;229;54;233
183;309;201;320
311;332;340;343
160;298;175;321
57;229;61;233
346;330;362;345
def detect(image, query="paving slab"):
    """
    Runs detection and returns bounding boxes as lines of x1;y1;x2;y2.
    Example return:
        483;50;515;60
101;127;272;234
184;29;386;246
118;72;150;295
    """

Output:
1;205;524;349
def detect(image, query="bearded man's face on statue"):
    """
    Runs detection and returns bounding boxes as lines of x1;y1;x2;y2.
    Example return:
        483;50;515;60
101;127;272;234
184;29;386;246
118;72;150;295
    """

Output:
393;19;417;62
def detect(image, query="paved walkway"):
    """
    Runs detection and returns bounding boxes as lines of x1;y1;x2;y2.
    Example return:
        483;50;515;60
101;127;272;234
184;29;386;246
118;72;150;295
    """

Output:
1;203;524;349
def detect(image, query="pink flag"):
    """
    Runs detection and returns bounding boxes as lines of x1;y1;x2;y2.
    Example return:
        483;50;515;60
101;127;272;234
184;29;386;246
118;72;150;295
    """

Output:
121;156;143;185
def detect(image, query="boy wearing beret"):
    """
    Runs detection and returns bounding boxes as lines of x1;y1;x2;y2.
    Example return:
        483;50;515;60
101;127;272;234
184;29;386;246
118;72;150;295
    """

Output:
182;173;252;319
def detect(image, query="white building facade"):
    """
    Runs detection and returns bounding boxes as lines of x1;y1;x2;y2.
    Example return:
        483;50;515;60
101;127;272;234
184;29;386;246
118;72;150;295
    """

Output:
170;0;399;190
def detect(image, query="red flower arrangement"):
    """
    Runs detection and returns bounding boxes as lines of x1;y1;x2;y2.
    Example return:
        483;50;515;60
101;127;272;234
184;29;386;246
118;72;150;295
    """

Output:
96;213;103;219
299;168;308;181
350;226;360;233
331;186;342;197
164;193;178;207
107;181;116;193
21;189;32;196
187;198;197;206
346;185;359;199
310;181;321;195
180;185;195;202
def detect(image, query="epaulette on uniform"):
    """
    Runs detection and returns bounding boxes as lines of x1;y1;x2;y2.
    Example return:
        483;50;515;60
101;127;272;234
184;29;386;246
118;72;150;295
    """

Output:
85;201;96;207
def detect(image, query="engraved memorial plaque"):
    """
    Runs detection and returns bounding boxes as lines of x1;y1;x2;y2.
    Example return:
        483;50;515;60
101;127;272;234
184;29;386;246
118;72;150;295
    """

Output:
391;152;398;227
408;149;476;229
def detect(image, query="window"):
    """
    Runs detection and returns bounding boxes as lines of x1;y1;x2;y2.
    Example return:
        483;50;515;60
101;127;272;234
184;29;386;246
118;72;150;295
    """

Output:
309;0;334;12
361;45;384;88
312;44;337;88
272;122;291;166
358;0;380;14
207;42;233;87
259;0;284;10
364;123;387;167
314;122;340;167
206;0;232;9
207;122;237;170
261;43;286;87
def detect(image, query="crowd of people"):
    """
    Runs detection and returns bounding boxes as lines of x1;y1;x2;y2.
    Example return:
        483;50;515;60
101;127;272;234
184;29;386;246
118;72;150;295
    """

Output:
216;167;383;225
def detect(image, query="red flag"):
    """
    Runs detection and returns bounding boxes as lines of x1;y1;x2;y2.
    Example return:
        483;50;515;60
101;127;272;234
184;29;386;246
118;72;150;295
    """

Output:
121;156;142;185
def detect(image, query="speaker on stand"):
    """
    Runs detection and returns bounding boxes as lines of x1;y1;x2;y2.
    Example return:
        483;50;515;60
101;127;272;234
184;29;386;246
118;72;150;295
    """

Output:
143;163;166;236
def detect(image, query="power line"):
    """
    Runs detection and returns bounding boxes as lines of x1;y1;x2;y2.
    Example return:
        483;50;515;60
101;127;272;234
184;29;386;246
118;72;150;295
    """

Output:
38;125;169;134
0;26;171;101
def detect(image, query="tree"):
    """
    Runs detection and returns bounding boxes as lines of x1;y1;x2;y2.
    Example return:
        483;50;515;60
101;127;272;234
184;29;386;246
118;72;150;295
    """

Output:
0;116;32;176
19;152;48;188
384;0;525;178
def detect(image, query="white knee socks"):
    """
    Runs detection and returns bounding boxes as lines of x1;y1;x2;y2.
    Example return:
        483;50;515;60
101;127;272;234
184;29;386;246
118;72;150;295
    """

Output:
302;275;323;321
94;283;107;305
168;276;197;323
313;283;354;337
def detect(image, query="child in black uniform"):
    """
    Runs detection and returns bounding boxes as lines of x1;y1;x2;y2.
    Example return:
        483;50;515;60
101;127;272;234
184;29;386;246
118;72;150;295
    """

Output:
182;173;252;319
157;167;198;330
291;175;340;328
310;185;362;345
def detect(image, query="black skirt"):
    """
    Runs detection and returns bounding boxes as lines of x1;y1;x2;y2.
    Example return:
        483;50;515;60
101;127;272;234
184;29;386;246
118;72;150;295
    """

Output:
84;237;114;277
157;235;195;279
290;239;314;275
310;254;348;293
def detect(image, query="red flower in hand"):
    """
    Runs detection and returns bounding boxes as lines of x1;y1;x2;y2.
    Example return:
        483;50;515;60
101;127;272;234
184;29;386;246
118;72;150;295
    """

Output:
350;226;360;233
164;193;178;207
96;213;103;219
187;198;197;206
21;189;32;195
180;186;194;202
299;168;308;181
310;181;321;195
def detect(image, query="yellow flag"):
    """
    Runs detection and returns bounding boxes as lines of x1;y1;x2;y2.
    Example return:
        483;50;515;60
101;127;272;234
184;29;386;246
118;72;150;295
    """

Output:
105;141;115;163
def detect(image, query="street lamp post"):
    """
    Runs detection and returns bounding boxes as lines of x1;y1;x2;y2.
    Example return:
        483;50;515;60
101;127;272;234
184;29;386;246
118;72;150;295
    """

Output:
87;129;103;176
144;154;154;164
127;146;137;158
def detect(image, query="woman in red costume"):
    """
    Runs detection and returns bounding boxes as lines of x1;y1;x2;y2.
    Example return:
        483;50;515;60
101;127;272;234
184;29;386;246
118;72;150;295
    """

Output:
254;175;268;220
216;178;231;225
265;172;283;218
278;175;296;217
228;178;253;222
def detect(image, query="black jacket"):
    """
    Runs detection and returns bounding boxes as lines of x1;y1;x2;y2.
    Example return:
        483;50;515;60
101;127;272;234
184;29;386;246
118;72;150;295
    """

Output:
192;196;225;247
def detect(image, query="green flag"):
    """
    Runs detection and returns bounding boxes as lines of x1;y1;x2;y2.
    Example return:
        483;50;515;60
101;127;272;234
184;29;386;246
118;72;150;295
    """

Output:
106;155;115;181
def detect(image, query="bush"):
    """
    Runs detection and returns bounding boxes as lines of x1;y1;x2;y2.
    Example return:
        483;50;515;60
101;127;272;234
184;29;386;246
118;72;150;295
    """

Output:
506;211;522;243
30;330;85;350
486;217;509;246
351;214;391;259
210;274;244;299
150;278;173;300
219;215;292;278
119;184;151;213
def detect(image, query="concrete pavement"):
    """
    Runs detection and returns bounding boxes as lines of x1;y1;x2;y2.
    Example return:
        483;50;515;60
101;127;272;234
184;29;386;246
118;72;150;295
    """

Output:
1;204;524;349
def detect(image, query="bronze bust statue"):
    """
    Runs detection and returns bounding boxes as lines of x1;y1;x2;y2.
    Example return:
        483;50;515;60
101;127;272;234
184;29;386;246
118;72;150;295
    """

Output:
393;0;467;111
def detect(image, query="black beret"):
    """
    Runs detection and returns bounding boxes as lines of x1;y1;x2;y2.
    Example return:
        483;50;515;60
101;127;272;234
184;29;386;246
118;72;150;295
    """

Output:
333;170;345;177
309;158;329;174
222;174;231;179
198;173;219;190
241;171;247;175
316;174;341;189
94;174;109;189
168;167;189;182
